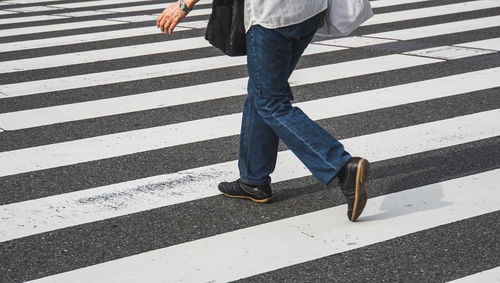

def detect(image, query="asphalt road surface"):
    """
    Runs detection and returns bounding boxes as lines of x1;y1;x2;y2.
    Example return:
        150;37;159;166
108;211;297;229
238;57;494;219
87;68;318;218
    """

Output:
0;0;499;282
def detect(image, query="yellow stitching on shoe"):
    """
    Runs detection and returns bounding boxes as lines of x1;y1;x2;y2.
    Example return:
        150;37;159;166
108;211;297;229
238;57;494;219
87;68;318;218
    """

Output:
351;159;366;221
219;191;271;203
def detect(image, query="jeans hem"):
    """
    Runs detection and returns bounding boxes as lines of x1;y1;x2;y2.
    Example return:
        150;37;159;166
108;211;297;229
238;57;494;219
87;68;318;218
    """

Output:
322;155;352;186
239;176;269;186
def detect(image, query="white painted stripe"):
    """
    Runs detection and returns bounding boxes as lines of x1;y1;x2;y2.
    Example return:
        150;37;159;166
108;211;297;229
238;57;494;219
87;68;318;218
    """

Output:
403;45;496;60
109;14;207;24
0;36;213;73
368;15;500;40
52;10;116;18
175;19;207;29
27;169;500;282
50;0;169;9
106;7;210;17
1;110;499;243
447;266;500;283
455;37;500;51
0;10;17;15
0;14;68;25
1;3;496;53
0;10;121;25
102;5;211;14
364;0;500;26
5;55;496;131
0;43;347;97
50;0;211;9
316;36;397;48
0;19;126;38
369;0;430;8
103;14;158;23
4;5;60;13
100;4;172;13
0;26;190;53
2;0;63;4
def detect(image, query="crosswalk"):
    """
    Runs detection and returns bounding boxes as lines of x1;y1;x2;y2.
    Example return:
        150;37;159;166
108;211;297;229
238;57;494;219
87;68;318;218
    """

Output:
0;0;498;282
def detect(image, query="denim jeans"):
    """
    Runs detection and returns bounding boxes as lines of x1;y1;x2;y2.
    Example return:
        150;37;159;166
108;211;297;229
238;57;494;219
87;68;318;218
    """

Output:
238;12;352;186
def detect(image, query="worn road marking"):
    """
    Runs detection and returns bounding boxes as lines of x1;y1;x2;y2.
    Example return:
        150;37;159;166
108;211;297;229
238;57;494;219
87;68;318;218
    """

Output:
27;169;500;282
1;110;499;242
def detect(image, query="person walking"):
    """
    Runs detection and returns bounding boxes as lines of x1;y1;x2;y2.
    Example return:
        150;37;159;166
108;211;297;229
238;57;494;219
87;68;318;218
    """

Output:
157;0;370;221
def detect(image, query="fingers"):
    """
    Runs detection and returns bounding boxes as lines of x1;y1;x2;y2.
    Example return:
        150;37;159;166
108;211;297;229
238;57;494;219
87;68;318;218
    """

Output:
160;17;169;32
160;18;180;34
160;19;178;35
168;20;178;34
158;15;174;34
156;4;186;35
156;9;168;28
164;20;173;34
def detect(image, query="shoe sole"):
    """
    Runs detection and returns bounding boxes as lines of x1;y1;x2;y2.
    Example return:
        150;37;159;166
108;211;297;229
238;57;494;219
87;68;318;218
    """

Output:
350;158;370;222
218;190;271;203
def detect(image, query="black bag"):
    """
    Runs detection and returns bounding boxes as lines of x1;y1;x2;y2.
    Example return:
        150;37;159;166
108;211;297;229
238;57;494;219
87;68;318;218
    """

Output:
205;0;246;56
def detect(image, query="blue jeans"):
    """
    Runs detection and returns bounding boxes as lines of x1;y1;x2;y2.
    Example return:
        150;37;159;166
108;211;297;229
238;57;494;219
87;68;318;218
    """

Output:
238;12;351;186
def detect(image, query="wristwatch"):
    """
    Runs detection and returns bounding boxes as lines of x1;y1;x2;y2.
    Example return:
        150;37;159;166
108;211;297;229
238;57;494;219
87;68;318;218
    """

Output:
179;0;192;13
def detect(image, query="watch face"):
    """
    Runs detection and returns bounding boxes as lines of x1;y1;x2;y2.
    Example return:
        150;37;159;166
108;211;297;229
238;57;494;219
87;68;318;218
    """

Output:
180;1;187;10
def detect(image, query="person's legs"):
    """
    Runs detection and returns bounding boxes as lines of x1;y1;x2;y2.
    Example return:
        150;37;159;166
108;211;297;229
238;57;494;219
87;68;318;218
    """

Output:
221;12;370;221
237;76;279;186
240;12;351;186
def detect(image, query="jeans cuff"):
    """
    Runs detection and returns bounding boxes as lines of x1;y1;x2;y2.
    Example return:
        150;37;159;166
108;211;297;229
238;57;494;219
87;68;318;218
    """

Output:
239;176;270;186
324;154;352;186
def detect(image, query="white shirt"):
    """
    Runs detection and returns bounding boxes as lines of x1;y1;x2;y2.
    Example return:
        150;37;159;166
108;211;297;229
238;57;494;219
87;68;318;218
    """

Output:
244;0;328;32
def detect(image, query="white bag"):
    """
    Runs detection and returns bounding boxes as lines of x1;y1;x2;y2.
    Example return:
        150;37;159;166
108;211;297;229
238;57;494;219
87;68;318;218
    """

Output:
316;0;374;37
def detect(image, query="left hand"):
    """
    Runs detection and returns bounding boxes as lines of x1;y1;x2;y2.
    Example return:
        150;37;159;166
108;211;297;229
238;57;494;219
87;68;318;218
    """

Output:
156;1;187;35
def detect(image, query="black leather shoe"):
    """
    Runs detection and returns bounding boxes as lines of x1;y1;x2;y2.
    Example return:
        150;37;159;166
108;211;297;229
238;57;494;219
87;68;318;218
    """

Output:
338;157;370;222
218;179;272;203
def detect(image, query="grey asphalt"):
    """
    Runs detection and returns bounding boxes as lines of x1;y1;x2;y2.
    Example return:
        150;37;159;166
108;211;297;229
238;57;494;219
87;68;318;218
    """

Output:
240;211;500;282
1;86;499;205
0;0;499;282
1;137;499;282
